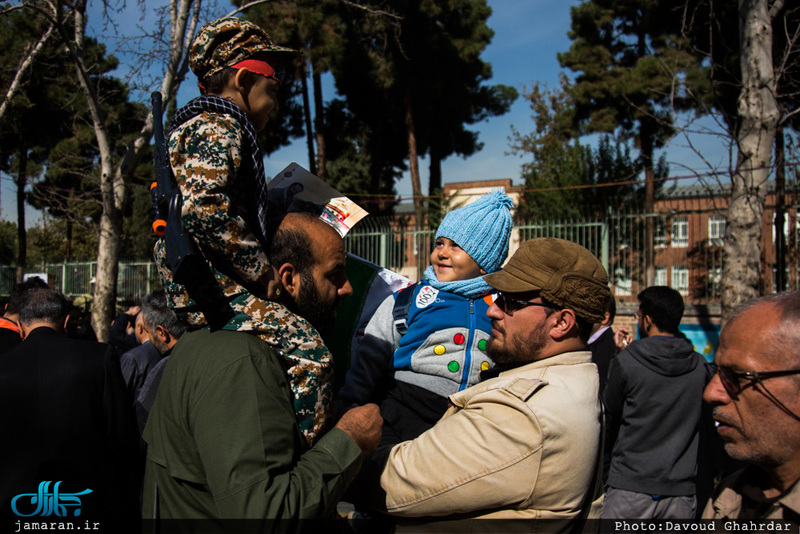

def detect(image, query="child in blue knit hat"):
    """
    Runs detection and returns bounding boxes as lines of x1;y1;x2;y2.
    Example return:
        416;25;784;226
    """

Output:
339;189;514;444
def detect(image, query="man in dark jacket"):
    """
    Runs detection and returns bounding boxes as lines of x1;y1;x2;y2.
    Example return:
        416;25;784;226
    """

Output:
602;286;709;519
0;287;139;532
0;277;48;354
120;290;186;401
588;296;617;393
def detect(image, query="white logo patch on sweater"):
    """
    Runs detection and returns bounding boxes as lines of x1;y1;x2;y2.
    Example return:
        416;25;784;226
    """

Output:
416;286;439;309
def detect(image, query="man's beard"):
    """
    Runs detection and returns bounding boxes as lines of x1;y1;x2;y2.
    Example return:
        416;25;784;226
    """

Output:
487;320;548;365
293;271;337;336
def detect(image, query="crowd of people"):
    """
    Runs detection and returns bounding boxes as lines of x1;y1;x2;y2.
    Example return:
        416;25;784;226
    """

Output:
0;15;798;534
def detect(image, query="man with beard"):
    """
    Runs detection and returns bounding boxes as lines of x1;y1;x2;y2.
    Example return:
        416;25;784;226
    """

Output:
142;212;382;526
702;291;800;525
353;238;610;531
269;212;350;337
602;286;708;520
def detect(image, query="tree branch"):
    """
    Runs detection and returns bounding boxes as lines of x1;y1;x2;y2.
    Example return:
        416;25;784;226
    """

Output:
0;21;55;124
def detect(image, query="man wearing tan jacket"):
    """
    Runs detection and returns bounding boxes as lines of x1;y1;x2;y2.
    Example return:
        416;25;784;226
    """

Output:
353;238;611;531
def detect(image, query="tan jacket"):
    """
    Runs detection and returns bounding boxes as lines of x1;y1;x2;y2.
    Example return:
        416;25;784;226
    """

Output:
702;467;800;525
380;351;604;531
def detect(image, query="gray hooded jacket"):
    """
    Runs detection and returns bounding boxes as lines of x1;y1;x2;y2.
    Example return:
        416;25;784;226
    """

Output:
603;335;710;496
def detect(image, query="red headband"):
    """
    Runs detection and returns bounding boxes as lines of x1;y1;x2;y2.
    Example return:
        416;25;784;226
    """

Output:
231;58;282;85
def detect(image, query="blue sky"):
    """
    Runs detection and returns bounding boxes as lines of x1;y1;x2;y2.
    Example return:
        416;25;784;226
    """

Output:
2;0;732;225
262;0;588;199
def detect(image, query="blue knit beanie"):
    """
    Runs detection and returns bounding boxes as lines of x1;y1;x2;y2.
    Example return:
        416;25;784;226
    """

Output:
435;189;514;274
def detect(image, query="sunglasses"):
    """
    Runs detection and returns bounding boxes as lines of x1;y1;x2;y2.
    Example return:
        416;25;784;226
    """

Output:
495;292;557;316
709;363;800;422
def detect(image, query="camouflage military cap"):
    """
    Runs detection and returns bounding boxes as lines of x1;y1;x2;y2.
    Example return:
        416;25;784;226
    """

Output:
190;17;297;81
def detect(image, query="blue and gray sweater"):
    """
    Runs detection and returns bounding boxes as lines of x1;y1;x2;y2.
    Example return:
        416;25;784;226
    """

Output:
339;281;495;405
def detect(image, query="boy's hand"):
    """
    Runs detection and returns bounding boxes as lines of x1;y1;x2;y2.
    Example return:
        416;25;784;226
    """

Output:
335;404;382;454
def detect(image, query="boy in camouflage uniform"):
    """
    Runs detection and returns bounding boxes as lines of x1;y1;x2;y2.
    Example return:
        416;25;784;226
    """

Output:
153;17;332;444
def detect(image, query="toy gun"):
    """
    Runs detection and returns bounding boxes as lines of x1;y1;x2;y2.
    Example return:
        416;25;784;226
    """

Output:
150;91;234;330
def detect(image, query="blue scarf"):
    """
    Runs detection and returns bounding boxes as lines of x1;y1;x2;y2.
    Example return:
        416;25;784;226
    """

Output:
423;266;494;299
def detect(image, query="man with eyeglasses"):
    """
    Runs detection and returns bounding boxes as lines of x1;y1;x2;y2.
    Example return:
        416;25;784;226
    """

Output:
602;286;709;520
352;238;611;530
702;291;800;525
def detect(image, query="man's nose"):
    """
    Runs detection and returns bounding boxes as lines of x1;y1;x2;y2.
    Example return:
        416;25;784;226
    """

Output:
339;279;354;299
703;372;729;405
486;301;503;320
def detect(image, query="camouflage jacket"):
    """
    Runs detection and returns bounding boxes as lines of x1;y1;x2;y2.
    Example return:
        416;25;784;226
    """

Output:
154;109;270;318
152;100;333;444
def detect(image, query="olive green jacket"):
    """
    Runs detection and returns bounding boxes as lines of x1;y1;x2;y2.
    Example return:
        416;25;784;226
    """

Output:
142;329;362;529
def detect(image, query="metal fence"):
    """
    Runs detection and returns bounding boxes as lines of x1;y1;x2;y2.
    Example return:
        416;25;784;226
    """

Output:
0;261;160;304
343;207;800;305
2;207;798;307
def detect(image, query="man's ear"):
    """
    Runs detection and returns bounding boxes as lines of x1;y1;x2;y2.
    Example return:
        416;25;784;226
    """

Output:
155;325;170;346
277;263;301;300
643;314;654;333
550;309;578;341
19;322;28;340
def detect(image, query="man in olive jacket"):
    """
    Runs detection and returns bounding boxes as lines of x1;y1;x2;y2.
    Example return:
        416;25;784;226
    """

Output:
142;210;382;530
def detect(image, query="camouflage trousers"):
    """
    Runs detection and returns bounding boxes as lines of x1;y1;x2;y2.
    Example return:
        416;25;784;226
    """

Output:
177;292;333;446
223;293;333;446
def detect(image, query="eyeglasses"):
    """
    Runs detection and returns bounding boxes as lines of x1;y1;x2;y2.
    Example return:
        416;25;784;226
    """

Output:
710;363;800;397
495;292;556;316
709;363;800;422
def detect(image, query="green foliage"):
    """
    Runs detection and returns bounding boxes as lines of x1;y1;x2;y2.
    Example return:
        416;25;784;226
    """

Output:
27;218;99;264
245;1;344;157
1;8;155;262
322;99;398;214
511;80;665;221
0;221;17;264
558;0;704;163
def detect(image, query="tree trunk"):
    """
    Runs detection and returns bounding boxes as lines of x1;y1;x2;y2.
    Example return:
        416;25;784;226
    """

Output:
313;67;326;182
300;62;316;174
639;126;655;288
404;86;424;227
50;0;198;340
429;149;442;198
721;0;779;322
66;220;73;261
94;201;122;340
774;124;785;292
16;146;27;284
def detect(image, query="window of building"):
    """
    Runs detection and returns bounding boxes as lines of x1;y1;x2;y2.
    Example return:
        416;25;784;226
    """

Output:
708;267;722;298
772;212;790;244
672;266;689;295
654;266;689;295
708;215;725;246
614;272;632;297
655;267;667;286
672;217;689;247
655;219;667;248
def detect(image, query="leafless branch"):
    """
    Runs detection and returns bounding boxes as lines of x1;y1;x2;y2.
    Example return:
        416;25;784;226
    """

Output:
0;19;55;124
340;0;401;20
226;0;271;18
